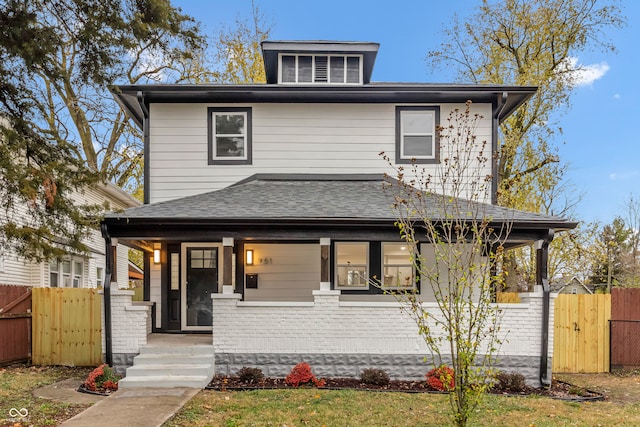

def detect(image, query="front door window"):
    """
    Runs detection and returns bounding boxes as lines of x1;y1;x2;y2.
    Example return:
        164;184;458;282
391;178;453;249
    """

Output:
186;247;218;327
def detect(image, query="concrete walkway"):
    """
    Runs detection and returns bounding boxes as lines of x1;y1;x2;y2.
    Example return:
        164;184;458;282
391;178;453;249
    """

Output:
57;387;199;427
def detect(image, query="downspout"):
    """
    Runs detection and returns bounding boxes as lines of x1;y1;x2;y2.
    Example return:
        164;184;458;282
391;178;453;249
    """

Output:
537;229;554;386
491;92;508;205
137;91;150;204
101;223;113;367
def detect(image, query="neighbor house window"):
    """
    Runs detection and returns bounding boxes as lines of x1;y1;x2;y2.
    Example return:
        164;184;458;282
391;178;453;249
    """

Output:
49;260;59;288
396;106;440;164
382;243;415;289
96;267;104;288
49;258;84;288
335;242;369;290
279;54;362;84
208;107;252;165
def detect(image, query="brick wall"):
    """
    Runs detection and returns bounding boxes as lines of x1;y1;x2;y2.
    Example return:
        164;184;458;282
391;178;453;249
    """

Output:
212;287;555;385
100;289;151;372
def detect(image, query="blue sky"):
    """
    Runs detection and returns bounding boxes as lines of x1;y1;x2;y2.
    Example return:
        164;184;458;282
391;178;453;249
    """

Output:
175;0;638;224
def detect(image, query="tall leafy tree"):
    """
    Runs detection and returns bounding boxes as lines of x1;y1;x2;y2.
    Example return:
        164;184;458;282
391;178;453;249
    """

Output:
429;0;624;211
0;0;205;260
1;0;206;192
589;217;631;289
214;0;272;84
428;0;624;287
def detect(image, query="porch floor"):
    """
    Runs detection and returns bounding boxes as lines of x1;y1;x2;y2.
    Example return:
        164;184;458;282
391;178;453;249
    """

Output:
146;333;212;346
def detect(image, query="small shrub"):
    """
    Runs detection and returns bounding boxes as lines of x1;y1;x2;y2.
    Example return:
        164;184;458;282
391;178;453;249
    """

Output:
426;365;454;391
285;362;325;388
84;364;121;392
237;366;264;384
493;371;527;393
360;368;390;386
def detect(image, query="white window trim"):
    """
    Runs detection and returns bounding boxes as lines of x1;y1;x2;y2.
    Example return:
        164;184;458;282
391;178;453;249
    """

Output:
207;107;253;165
49;257;84;288
335;242;370;291
278;53;363;85
96;266;104;288
211;111;248;161
396;106;440;164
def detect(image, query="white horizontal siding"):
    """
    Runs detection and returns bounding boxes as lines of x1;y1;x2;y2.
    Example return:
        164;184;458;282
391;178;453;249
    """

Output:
148;102;493;203
0;183;137;287
243;243;320;302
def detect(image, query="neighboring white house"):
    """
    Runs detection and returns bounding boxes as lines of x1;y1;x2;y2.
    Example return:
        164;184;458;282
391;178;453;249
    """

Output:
0;182;139;289
102;40;577;387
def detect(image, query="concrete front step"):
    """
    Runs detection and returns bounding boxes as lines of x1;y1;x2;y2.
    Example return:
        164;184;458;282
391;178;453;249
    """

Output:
119;374;211;389
125;363;213;378
133;353;214;365
120;344;215;389
139;344;214;356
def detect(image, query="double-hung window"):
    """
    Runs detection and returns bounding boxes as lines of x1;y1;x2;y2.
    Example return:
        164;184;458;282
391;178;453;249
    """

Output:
382;243;415;289
396;106;440;164
335;242;369;290
208;107;252;165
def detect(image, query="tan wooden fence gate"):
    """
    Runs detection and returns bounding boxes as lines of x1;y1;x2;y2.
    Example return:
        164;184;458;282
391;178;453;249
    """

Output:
32;288;102;366
553;294;611;373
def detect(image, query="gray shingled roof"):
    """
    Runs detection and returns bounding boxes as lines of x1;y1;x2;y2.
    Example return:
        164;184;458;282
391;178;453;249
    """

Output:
105;174;575;229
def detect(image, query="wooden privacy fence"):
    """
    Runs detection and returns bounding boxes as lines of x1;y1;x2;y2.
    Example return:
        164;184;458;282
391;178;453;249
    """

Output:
553;294;611;373
0;285;32;364
610;288;640;370
32;288;102;366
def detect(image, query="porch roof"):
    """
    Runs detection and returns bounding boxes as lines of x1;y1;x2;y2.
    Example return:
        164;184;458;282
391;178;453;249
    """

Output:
103;174;576;231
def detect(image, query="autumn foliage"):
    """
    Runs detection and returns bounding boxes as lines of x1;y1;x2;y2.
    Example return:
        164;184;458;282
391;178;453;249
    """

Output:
284;362;325;388
426;366;455;392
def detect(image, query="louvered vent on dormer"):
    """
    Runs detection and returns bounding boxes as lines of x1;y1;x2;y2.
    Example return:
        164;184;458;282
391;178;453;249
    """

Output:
279;54;361;84
314;56;328;83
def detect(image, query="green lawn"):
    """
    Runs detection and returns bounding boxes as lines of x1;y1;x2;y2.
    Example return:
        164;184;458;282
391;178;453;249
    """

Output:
164;388;640;427
0;365;92;427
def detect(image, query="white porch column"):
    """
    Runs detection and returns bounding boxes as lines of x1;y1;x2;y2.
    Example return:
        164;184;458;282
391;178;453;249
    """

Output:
320;238;331;291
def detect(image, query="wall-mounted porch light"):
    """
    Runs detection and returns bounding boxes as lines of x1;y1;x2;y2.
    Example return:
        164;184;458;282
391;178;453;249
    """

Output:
153;243;161;264
246;249;254;266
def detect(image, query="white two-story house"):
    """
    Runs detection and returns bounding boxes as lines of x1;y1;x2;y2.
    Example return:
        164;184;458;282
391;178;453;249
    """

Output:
0;182;138;290
102;41;576;388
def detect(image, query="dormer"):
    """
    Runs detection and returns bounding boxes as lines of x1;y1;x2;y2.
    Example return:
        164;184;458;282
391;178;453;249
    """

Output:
261;40;379;85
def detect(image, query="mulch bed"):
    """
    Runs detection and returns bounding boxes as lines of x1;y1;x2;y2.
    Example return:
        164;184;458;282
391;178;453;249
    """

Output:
206;376;604;402
77;383;117;396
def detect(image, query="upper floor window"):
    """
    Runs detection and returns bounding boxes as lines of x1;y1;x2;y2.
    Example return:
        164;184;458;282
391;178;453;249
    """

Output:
279;54;362;84
396;106;440;164
208;107;252;165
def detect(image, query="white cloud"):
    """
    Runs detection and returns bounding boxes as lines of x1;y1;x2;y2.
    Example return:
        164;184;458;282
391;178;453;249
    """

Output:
609;171;639;181
613;93;621;99
561;57;610;87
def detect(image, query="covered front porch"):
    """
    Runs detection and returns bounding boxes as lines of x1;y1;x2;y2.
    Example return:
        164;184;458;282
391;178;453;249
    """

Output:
101;174;577;387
